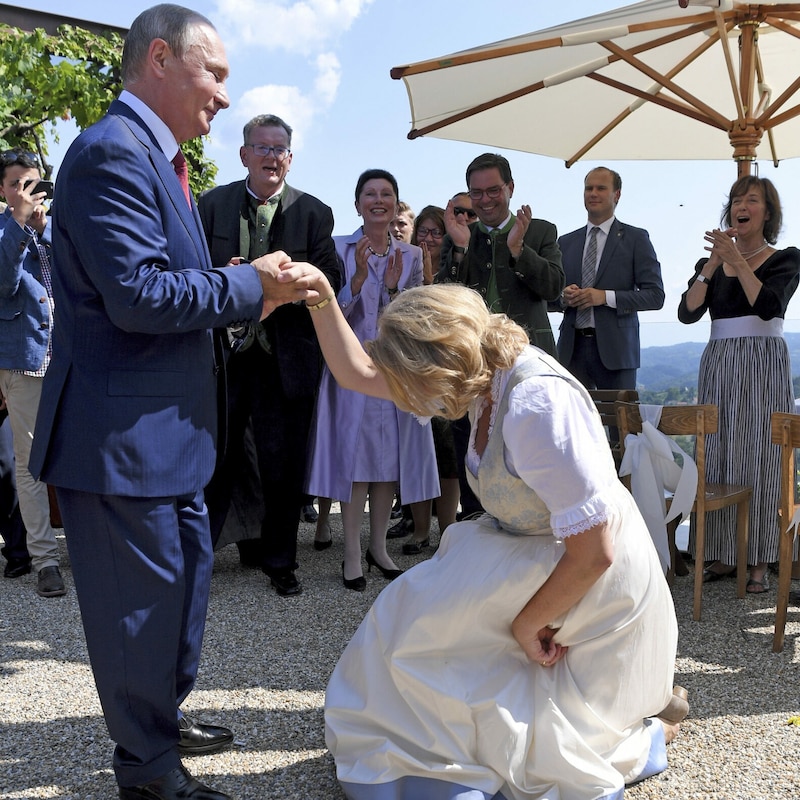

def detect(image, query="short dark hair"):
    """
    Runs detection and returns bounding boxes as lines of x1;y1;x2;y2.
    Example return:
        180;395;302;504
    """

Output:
0;149;39;183
722;176;782;244
466;153;513;187
243;114;293;146
413;205;445;244
355;169;398;202
122;4;215;85
585;166;622;192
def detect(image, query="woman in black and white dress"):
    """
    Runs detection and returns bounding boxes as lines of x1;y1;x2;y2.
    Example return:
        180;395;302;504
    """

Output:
678;176;800;593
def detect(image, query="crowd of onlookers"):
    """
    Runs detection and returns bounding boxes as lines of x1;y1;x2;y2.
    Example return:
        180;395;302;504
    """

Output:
3;4;798;800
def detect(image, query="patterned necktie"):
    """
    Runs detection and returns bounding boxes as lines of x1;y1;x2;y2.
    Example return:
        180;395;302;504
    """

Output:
576;226;600;329
254;197;279;258
172;149;191;208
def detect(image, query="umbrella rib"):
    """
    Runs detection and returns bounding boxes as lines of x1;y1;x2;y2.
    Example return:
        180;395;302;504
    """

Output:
587;73;726;130
715;11;745;122
565;28;723;167
761;102;800;130
390;10;723;79
405;20;723;141
407;81;547;139
601;40;730;129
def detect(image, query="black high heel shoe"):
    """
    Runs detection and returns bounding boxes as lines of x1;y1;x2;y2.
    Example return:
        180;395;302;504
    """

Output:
342;562;366;592
313;522;332;551
365;549;403;580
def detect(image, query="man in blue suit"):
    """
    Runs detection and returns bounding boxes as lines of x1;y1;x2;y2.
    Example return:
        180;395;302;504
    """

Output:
29;5;316;799
555;167;664;391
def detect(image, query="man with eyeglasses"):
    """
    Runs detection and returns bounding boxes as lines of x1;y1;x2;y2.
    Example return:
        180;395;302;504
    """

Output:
198;113;341;598
439;155;564;520
440;152;564;356
0;148;64;597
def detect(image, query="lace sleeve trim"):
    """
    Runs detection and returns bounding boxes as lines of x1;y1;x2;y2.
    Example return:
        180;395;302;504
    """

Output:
554;509;610;539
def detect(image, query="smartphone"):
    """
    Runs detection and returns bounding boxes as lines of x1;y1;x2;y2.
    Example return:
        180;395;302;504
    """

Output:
25;179;54;198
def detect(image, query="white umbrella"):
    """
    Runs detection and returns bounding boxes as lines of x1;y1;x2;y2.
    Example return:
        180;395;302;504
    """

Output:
390;0;800;175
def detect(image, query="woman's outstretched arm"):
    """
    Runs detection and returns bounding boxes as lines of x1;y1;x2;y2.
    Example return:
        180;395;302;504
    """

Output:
277;262;393;400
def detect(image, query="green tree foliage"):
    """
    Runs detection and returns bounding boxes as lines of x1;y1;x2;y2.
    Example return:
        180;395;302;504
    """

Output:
0;24;216;193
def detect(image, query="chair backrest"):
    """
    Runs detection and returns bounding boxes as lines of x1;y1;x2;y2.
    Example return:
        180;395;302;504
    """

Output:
615;402;718;498
589;389;639;431
771;412;800;651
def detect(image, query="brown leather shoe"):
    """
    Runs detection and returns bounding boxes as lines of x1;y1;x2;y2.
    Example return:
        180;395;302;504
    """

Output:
657;685;689;725
118;765;231;799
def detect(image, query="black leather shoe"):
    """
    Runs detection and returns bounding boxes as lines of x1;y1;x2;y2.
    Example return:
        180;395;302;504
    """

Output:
119;764;231;799
402;538;430;556
36;565;66;597
269;569;302;596
300;503;319;523
386;518;413;539
177;715;234;755
4;558;32;578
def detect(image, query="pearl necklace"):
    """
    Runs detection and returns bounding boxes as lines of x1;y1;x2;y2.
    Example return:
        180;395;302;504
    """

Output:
738;241;769;259
365;232;392;258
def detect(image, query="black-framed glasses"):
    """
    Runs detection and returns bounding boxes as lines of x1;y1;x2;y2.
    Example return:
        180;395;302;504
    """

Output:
245;144;291;160
468;184;506;201
417;226;443;240
1;150;39;166
454;206;477;219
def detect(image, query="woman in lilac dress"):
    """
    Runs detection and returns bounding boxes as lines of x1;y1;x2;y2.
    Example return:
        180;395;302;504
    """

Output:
305;170;439;590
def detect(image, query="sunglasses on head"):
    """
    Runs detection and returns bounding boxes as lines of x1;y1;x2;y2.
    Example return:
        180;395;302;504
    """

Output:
1;150;39;166
454;206;477;219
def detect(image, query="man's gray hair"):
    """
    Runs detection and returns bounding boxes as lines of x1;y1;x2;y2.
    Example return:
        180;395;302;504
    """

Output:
243;115;293;146
122;4;215;85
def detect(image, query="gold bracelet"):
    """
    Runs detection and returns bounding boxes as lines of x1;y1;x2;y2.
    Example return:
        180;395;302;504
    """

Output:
306;293;334;311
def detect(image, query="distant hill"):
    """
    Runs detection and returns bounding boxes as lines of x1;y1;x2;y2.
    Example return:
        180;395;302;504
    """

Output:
638;332;800;392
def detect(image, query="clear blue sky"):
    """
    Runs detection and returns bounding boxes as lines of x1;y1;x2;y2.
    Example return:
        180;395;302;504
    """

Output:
23;0;800;348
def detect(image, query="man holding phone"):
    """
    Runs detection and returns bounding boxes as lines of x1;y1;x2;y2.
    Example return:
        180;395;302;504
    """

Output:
0;148;63;597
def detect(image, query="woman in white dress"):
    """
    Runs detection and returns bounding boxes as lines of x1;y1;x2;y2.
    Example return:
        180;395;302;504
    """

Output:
286;266;681;799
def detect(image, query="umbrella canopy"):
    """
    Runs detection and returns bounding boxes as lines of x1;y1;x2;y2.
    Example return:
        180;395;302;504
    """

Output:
390;0;800;175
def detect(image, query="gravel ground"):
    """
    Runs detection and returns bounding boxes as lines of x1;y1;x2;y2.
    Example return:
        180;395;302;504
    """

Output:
2;512;799;799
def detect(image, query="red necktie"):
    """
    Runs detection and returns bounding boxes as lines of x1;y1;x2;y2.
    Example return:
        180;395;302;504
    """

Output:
172;149;191;208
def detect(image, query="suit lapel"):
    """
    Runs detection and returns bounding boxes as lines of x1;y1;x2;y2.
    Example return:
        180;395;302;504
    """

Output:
111;101;211;271
595;219;622;284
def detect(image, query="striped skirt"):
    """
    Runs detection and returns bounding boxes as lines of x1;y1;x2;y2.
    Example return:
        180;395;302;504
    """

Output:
691;333;794;565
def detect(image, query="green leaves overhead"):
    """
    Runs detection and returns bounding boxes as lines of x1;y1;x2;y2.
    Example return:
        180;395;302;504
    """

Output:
0;23;216;193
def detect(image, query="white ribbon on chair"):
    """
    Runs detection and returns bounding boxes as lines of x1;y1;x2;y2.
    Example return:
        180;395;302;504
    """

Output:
618;405;698;571
786;508;800;541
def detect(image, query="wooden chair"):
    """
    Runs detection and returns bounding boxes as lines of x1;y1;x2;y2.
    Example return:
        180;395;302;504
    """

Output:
616;402;751;621
771;411;800;652
588;388;639;470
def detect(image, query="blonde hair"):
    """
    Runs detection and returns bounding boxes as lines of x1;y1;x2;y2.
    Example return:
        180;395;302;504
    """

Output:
366;285;528;419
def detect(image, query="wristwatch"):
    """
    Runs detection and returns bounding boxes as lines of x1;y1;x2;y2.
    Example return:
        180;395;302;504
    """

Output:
695;274;709;284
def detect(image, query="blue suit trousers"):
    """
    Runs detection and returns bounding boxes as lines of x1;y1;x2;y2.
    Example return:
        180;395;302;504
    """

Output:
56;487;213;786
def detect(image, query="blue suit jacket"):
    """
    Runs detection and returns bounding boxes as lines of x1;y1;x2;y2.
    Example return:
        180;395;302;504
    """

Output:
0;208;52;371
555;219;664;371
30;100;264;497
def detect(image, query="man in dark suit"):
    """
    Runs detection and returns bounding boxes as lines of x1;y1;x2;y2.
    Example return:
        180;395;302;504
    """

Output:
198;114;340;596
439;152;564;356
29;6;316;799
555;166;664;390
